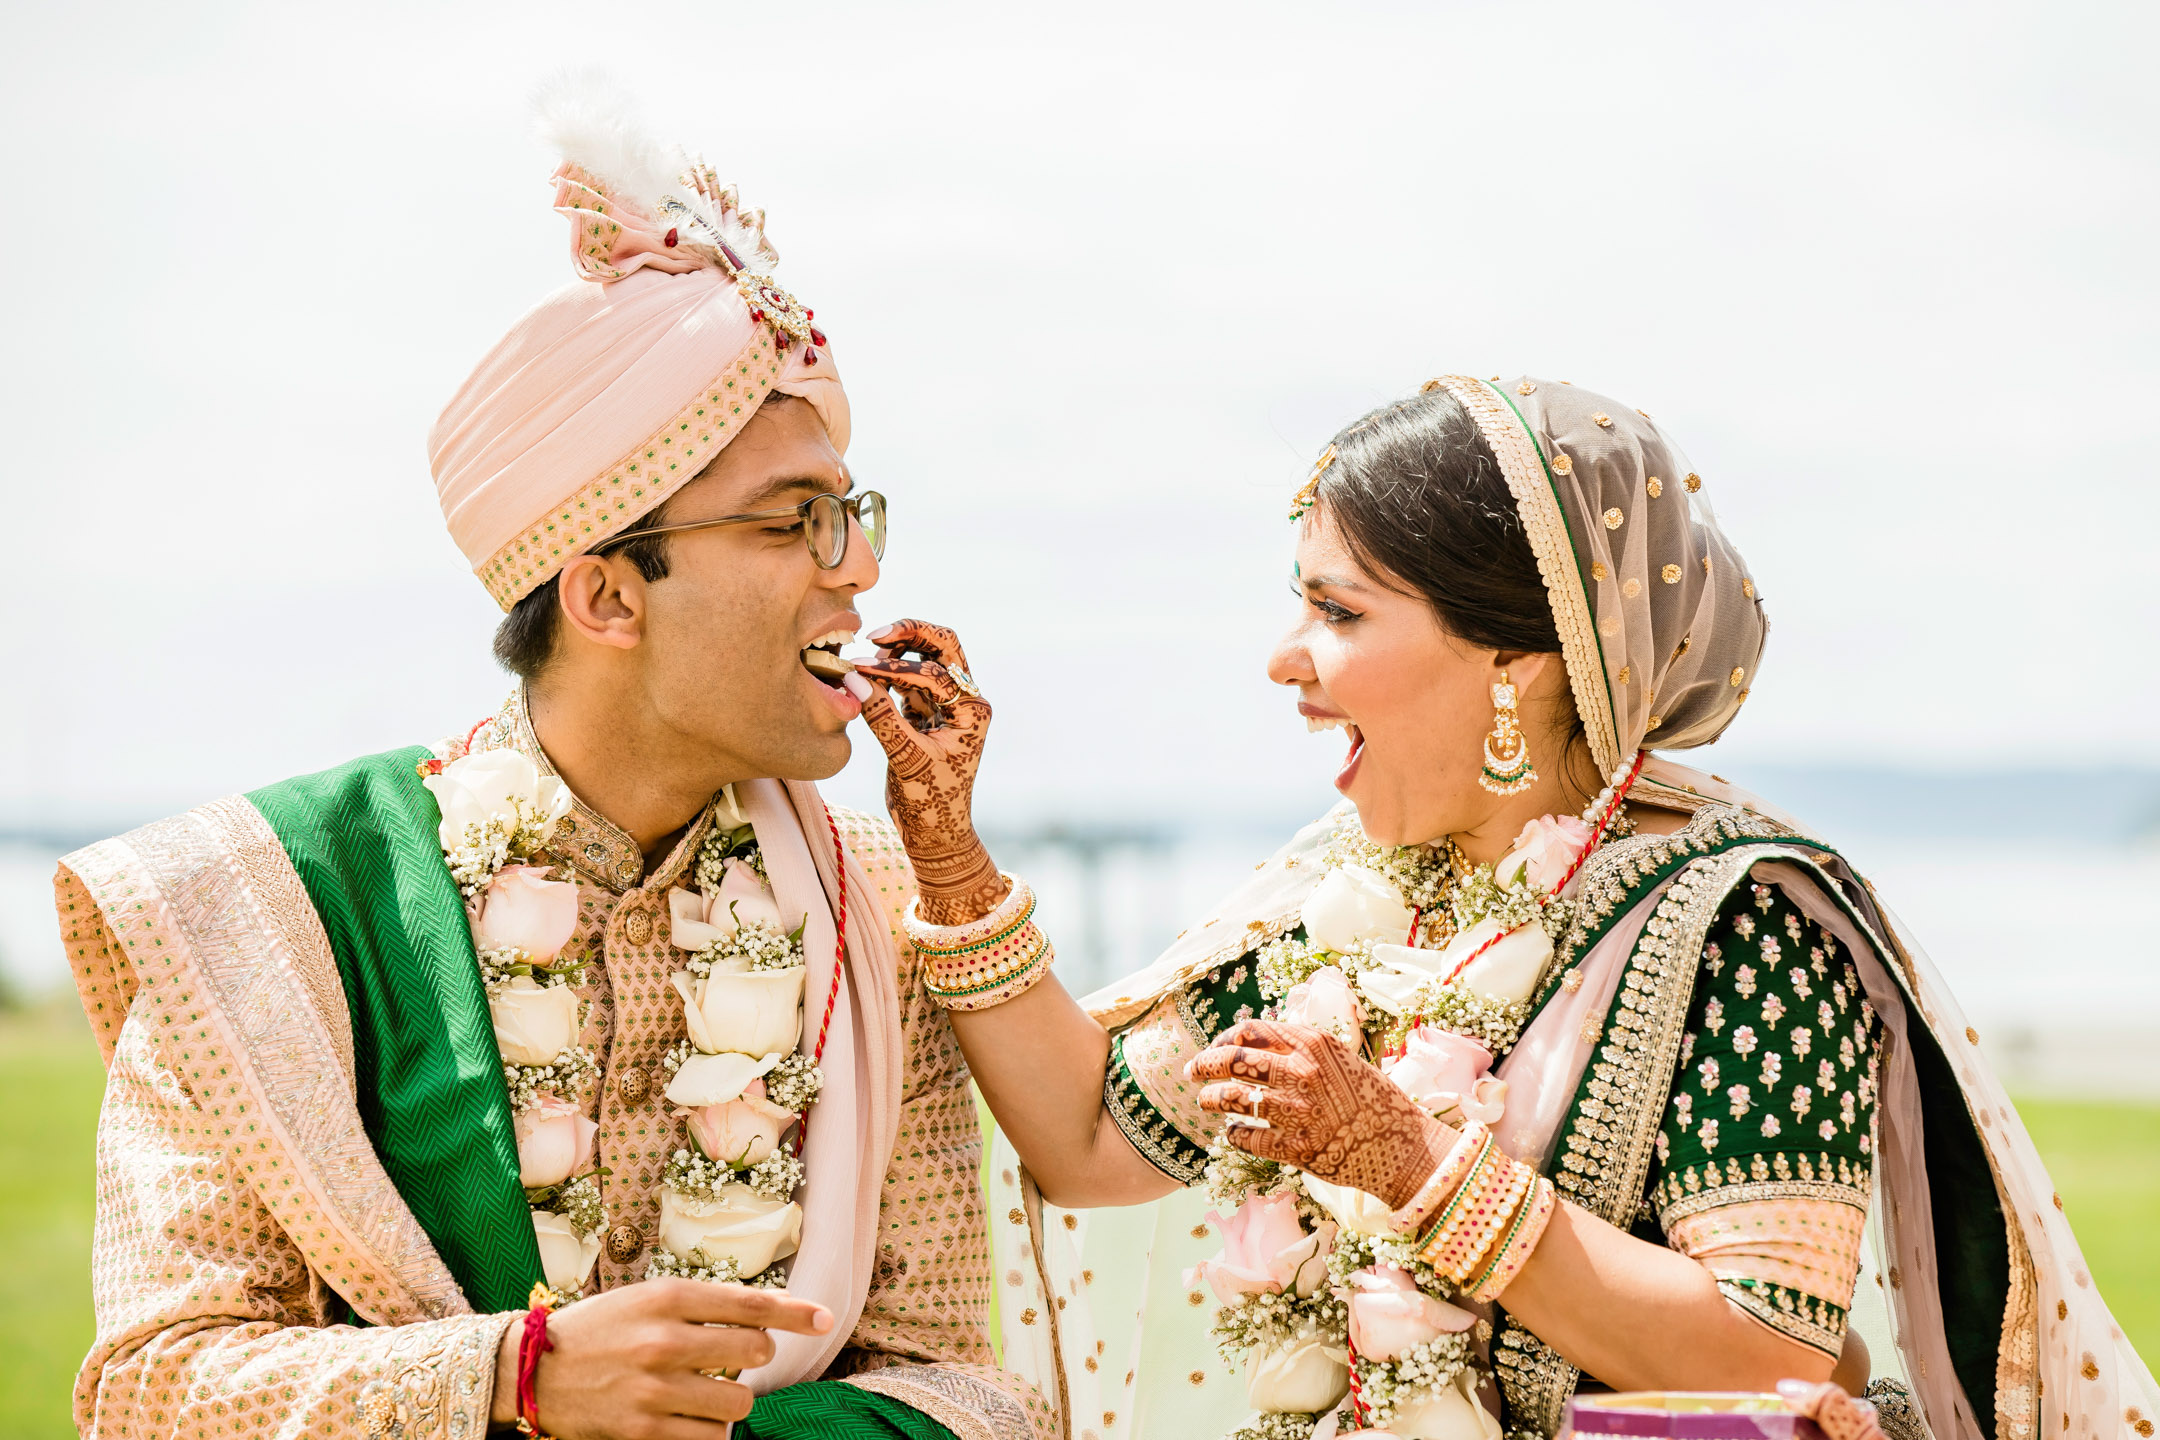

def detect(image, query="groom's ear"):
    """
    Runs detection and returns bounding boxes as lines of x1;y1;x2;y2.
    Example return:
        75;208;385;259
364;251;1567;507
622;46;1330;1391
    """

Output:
556;552;650;653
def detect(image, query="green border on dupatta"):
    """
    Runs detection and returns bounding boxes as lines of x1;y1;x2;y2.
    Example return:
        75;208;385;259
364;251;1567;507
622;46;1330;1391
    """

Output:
249;748;542;1313
1490;381;1620;771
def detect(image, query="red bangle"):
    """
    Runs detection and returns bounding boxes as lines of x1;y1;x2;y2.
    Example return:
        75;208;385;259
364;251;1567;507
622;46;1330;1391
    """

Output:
515;1284;557;1440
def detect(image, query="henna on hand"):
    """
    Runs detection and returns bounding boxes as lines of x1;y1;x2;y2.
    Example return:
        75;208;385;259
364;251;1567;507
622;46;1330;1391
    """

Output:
853;618;1009;926
1191;1019;1450;1210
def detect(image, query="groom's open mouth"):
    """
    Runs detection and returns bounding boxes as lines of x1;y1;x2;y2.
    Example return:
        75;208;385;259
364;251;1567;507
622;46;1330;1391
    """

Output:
799;628;858;690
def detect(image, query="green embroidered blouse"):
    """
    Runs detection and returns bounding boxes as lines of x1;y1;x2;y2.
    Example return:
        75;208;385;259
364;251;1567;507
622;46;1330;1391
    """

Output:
1104;873;1883;1361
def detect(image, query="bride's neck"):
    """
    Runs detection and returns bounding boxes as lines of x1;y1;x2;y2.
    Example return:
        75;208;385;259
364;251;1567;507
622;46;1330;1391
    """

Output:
1446;735;1603;867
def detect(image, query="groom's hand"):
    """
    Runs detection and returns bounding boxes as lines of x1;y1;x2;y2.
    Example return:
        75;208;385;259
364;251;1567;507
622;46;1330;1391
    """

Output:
489;1278;833;1438
852;618;1008;925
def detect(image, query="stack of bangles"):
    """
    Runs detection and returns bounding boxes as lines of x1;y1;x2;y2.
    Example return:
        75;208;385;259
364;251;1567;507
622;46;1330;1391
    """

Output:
903;874;1055;1012
1390;1120;1558;1303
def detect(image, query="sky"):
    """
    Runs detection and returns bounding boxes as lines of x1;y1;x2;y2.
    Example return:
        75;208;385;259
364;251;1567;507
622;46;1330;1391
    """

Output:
3;0;2156;836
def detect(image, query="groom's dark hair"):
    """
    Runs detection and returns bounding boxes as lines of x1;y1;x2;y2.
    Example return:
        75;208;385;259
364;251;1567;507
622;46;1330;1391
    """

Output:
492;504;675;680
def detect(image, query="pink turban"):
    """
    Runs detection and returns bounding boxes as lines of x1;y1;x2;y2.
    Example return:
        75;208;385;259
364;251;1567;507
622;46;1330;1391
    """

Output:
431;162;850;611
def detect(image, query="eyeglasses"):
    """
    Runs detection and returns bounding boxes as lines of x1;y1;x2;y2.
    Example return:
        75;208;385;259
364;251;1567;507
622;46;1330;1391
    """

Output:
596;490;886;570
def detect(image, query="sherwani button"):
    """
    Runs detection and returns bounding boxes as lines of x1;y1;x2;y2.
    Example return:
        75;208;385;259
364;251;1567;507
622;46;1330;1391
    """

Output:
621;904;654;945
617;1066;651;1104
605;1224;645;1264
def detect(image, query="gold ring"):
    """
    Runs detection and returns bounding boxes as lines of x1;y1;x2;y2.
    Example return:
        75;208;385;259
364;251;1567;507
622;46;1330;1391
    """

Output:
947;666;981;698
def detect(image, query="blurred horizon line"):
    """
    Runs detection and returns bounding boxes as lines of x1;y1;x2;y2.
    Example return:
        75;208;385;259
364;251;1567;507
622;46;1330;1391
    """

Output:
5;762;2158;852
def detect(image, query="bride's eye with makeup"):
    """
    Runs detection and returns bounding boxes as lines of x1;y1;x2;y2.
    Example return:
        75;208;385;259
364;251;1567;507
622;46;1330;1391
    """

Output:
1311;594;1358;624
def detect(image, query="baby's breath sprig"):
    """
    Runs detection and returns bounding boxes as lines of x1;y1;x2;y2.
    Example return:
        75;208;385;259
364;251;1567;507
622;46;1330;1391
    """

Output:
525;1174;606;1237
1209;1292;1347;1366
763;1054;823;1113
681;917;805;979
739;1151;806;1202
478;943;589;992
693;822;765;891
1226;1414;1318;1440
445;797;565;900
1352;1332;1473;1428
663;1149;736;1202
1322;817;1462;912
1253;933;1325;1002
1204;1134;1287;1209
643;1246;791;1288
659;1039;697;1077
503;1045;598;1112
1378;985;1529;1056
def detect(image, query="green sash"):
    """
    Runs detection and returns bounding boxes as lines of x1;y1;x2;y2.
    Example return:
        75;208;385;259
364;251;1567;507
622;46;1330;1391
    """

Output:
248;747;541;1313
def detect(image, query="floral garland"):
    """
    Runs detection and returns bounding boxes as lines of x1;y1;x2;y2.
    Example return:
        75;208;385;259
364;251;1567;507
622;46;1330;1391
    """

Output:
646;802;826;1288
1193;756;1643;1440
418;739;603;1297
420;734;834;1301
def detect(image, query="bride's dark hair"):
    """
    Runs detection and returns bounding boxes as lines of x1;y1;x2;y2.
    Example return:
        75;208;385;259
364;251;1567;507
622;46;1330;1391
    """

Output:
1318;388;1560;656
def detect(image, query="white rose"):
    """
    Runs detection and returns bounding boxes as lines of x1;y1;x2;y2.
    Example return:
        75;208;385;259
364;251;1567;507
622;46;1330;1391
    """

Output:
1245;1331;1350;1415
1300;1174;1401;1237
1358;942;1449;1018
711;784;752;830
669;862;787;954
531;1209;600;1292
1302;864;1415;955
670;968;805;1058
1387;1367;1502;1440
664;1050;783;1107
657;1186;802;1277
1280;965;1362;1040
423;749;571;852
490;976;582;1065
1443;918;1554;1008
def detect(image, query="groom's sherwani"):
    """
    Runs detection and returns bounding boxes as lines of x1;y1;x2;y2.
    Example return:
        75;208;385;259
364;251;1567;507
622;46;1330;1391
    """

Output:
58;693;1064;1440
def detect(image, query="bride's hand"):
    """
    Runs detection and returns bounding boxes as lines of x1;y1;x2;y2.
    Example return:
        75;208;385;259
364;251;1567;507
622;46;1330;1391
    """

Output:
1189;1019;1450;1210
851;618;1007;925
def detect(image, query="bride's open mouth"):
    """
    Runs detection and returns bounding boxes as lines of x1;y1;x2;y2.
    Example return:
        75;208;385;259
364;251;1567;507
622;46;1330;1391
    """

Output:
800;629;857;690
1305;711;1365;792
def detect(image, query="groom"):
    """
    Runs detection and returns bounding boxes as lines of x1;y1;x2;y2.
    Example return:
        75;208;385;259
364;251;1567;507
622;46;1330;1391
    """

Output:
56;128;1060;1440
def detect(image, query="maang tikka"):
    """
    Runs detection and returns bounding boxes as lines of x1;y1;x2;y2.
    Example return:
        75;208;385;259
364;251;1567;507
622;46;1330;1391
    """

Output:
1479;671;1538;796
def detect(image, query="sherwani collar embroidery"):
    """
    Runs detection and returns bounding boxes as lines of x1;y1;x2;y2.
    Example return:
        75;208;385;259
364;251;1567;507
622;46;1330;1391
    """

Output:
491;686;715;896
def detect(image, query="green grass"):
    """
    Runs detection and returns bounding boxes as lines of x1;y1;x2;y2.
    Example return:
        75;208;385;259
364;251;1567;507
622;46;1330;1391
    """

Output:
0;1006;104;1439
2;1013;2152;1438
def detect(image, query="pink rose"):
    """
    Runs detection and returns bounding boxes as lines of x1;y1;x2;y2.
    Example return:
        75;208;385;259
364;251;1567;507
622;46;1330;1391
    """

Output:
1345;1264;1476;1362
514;1093;597;1187
1382;1026;1507;1123
1496;814;1595;894
670;860;787;953
1184;1191;1336;1303
683;1093;797;1167
1281;965;1362;1038
477;865;580;966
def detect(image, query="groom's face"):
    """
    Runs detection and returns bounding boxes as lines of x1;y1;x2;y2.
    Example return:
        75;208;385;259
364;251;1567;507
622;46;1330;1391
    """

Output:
632;395;877;781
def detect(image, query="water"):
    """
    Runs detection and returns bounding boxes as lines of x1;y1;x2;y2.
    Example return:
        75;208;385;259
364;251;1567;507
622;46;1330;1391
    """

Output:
7;826;2154;1094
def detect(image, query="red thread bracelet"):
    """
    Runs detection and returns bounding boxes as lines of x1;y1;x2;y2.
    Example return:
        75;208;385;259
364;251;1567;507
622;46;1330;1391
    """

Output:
515;1284;557;1440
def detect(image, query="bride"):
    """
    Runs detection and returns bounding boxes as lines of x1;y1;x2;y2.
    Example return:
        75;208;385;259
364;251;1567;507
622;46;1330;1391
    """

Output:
851;375;2157;1440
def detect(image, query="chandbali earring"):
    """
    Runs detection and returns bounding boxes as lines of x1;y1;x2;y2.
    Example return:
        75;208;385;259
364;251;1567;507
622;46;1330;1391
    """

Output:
1479;671;1538;796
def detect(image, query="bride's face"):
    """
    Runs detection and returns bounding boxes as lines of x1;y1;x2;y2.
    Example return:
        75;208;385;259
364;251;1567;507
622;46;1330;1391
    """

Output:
1267;507;1558;848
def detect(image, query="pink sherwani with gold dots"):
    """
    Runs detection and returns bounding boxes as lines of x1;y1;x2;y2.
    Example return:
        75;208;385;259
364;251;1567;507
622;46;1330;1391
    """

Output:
58;696;1064;1440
